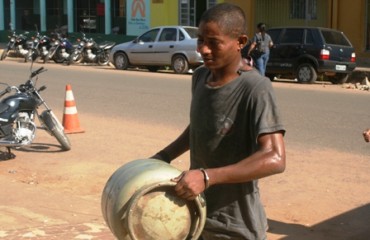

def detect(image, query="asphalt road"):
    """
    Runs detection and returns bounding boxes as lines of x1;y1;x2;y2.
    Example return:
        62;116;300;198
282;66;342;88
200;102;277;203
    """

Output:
0;58;368;157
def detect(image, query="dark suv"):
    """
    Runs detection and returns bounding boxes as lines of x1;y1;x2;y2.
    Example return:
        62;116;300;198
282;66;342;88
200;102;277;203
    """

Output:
266;27;356;84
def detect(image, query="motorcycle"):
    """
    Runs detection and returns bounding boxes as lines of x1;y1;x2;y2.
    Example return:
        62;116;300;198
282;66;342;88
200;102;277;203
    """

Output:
1;31;31;61
69;32;115;65
0;66;71;157
25;31;52;63
44;32;73;64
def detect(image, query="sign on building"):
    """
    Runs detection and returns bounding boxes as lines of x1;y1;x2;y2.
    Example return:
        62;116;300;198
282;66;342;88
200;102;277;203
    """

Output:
127;0;150;36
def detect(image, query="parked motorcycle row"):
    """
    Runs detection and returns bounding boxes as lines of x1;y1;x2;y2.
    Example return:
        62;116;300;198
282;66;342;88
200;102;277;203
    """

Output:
1;29;116;66
69;32;115;65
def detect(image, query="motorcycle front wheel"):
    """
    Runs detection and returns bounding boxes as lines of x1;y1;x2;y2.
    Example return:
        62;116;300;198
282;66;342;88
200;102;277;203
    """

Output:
44;47;56;63
53;48;65;63
1;48;9;60
40;110;71;151
41;54;47;64
97;52;110;66
43;52;51;63
25;49;38;62
69;51;83;65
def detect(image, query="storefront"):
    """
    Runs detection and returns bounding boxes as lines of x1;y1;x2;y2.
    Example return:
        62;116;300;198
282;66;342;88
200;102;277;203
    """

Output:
0;0;217;35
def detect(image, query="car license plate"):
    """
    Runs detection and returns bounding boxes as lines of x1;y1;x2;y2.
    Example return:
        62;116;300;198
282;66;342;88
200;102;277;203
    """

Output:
335;65;346;71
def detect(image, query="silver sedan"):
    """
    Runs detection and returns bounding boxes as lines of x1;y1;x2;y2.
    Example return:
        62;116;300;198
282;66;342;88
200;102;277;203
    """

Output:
109;26;203;74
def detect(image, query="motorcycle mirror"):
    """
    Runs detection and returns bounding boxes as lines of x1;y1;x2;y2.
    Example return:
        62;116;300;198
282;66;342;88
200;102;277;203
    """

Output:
39;85;47;92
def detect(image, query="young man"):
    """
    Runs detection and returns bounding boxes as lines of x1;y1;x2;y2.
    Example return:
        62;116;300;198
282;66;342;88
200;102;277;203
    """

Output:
152;3;286;239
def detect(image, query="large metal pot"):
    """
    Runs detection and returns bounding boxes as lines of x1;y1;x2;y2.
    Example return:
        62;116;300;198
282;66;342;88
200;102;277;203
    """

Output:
101;159;206;240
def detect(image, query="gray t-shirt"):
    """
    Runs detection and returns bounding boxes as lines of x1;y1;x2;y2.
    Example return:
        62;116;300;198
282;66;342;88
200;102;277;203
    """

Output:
189;66;285;240
252;32;272;54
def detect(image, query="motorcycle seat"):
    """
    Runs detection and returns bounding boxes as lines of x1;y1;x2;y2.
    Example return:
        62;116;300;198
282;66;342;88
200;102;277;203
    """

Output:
99;42;115;49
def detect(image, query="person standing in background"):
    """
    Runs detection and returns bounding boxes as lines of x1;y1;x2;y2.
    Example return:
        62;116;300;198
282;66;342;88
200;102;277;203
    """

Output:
248;22;273;76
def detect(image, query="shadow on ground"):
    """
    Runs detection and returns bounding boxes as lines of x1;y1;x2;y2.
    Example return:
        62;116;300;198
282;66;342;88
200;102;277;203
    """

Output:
268;203;370;240
0;143;66;160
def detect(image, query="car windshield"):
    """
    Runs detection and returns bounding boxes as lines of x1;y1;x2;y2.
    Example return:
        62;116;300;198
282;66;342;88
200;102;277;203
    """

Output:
183;27;198;39
321;30;351;46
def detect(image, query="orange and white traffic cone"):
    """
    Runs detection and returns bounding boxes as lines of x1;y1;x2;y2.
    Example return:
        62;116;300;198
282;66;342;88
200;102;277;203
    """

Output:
62;84;85;134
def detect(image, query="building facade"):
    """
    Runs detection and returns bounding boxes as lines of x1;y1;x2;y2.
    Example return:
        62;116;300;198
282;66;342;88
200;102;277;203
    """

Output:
0;0;219;36
0;0;369;59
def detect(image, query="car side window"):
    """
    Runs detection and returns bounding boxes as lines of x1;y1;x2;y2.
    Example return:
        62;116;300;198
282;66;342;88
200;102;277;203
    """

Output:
280;29;304;44
138;29;160;43
305;29;314;45
179;31;185;41
159;28;177;42
321;30;351;46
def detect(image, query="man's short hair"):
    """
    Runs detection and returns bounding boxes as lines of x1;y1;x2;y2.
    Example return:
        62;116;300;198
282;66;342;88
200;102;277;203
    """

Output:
199;3;247;38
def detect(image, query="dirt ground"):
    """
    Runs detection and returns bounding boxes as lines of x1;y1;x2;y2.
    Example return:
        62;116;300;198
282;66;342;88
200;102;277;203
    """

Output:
0;83;369;240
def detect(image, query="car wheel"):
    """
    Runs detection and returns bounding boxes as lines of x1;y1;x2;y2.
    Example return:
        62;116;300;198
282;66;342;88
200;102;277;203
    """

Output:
327;73;349;84
266;73;275;81
114;52;129;70
297;63;317;84
172;55;189;74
